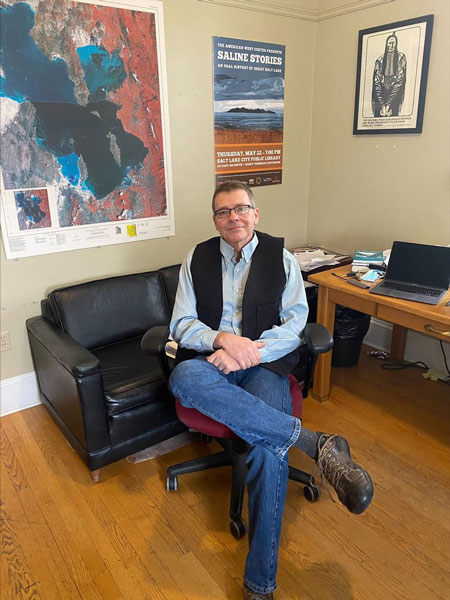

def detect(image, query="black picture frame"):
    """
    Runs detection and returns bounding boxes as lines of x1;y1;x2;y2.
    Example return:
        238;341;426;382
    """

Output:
353;14;433;135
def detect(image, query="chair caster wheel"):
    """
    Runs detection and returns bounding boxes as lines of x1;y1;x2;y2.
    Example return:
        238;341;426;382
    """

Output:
166;475;178;491
200;433;212;443
304;484;320;502
230;518;247;539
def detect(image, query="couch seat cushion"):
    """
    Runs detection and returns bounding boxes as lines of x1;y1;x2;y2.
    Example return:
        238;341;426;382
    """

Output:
92;337;168;416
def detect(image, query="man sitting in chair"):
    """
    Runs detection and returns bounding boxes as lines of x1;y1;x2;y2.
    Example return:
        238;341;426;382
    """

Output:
169;180;374;600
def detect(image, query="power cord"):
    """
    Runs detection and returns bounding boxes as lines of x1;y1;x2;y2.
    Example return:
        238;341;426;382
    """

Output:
381;360;429;371
439;339;450;377
377;341;450;386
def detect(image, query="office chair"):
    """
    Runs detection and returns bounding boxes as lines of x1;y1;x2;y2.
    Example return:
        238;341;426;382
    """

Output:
142;323;333;539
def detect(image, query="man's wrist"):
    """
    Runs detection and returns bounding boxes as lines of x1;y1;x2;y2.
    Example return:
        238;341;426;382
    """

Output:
258;346;268;363
213;331;226;349
202;330;219;352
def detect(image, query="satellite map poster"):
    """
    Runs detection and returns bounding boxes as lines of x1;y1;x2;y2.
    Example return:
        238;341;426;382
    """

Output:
0;0;173;259
213;36;285;187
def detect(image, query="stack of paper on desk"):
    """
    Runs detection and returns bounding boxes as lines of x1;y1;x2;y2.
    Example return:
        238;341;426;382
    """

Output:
292;249;341;272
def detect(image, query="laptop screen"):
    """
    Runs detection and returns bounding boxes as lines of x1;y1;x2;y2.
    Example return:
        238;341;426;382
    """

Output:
387;241;450;289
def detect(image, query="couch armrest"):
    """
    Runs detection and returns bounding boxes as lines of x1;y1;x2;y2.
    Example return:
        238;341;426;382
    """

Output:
27;316;100;377
27;316;109;456
303;323;333;355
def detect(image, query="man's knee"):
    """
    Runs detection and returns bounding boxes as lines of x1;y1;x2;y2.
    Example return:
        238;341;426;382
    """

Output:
169;358;215;393
170;359;198;386
241;369;291;413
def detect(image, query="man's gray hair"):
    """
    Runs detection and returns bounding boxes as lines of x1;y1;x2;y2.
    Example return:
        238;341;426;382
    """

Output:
212;180;256;211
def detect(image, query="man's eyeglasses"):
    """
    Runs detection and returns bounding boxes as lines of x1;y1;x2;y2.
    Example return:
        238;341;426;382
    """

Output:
213;205;254;219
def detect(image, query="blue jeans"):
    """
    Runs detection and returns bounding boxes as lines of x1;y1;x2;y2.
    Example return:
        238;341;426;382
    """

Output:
169;357;301;594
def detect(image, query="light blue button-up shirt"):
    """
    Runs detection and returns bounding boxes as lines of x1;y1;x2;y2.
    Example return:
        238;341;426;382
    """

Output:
170;233;309;364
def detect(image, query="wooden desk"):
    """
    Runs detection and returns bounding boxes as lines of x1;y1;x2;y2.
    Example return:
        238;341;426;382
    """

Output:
309;265;450;401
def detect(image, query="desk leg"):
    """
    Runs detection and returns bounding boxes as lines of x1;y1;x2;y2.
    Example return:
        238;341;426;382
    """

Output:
312;285;335;402
390;324;407;361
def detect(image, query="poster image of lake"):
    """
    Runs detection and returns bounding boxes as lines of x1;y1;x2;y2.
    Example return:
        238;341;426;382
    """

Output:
214;111;284;131
213;36;285;187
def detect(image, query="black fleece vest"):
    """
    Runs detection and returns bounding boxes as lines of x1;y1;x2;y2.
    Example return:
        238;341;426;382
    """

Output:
176;231;299;376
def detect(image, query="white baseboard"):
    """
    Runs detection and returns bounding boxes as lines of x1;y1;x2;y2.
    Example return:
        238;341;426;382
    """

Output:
1;326;448;418
0;371;41;417
363;318;449;375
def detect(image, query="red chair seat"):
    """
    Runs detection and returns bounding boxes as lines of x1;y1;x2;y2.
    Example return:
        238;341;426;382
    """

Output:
175;374;304;439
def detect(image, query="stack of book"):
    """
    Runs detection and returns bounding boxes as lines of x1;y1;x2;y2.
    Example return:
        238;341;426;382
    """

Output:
352;250;384;273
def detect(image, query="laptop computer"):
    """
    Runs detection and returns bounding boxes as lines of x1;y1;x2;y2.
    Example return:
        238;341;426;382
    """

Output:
369;241;450;305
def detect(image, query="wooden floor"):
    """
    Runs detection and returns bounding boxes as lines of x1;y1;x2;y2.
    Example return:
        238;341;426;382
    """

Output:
1;347;449;600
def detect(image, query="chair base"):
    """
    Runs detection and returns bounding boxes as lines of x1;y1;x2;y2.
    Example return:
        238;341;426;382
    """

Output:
166;438;316;538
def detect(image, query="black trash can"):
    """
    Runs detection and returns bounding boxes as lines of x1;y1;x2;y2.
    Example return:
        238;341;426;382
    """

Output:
331;306;371;367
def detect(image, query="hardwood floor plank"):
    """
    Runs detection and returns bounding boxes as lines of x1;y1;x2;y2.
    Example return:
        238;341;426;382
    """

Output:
112;466;191;559
1;420;65;527
91;476;190;600
0;426;48;526
9;520;65;600
288;498;443;600
162;551;230;600
0;458;28;524
122;458;246;598
3;413;124;600
0;501;42;599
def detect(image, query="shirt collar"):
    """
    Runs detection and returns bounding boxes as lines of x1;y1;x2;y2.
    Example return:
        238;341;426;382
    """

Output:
220;232;259;264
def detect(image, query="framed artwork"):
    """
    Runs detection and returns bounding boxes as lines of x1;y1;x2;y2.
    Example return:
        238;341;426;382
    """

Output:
353;14;434;135
0;0;173;259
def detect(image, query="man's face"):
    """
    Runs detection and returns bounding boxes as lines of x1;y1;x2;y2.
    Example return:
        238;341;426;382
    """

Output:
213;188;260;251
387;37;397;52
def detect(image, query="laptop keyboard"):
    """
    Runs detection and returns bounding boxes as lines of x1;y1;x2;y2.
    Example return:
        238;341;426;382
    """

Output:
383;282;442;296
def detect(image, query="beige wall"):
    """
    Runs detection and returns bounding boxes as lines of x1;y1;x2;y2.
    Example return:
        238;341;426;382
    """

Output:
308;0;450;255
0;0;315;380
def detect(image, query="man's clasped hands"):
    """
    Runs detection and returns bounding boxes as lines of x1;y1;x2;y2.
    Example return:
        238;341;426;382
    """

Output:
207;332;265;374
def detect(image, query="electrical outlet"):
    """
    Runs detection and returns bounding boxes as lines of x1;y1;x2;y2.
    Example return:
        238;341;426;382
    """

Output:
1;332;11;352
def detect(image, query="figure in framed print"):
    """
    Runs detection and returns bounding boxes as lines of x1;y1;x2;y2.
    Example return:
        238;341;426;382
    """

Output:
372;33;407;117
354;15;433;134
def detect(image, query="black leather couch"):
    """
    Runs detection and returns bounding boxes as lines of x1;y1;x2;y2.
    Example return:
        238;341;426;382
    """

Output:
26;264;318;480
26;265;185;479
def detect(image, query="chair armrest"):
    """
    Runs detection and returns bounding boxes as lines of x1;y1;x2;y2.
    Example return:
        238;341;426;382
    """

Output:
26;316;100;377
300;323;333;398
141;325;172;382
141;325;170;356
303;323;333;356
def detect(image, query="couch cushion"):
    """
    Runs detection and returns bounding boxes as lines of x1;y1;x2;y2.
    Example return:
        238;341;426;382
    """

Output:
48;271;171;349
108;399;181;445
92;337;168;416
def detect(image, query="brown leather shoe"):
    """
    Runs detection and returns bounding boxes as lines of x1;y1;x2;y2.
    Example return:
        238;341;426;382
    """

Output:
244;584;274;599
314;433;374;514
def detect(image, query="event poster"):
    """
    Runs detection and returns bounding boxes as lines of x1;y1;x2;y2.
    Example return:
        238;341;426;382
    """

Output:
0;0;173;259
213;36;285;187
